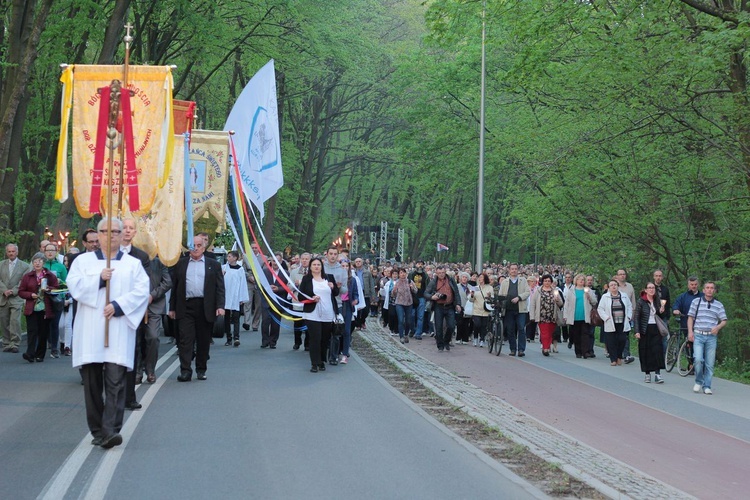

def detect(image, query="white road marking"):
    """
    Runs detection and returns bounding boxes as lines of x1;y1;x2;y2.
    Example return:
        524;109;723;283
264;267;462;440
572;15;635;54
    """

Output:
37;347;179;500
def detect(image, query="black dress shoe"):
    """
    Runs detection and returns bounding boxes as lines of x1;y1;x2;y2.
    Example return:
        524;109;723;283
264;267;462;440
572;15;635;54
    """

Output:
22;353;34;363
269;344;277;349
35;357;44;362
197;372;207;380
234;340;240;347
242;323;250;330
518;352;525;357
91;436;104;446
100;433;123;449
177;373;191;382
260;344;268;348
310;365;318;373
293;344;300;350
318;364;326;371
224;340;232;346
125;401;142;410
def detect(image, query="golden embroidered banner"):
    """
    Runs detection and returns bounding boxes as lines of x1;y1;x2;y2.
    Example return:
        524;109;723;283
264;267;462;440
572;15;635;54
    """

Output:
188;130;229;232
130;135;185;266
56;65;174;218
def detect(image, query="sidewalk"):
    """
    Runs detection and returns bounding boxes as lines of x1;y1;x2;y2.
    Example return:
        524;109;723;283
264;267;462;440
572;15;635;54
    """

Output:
359;322;750;499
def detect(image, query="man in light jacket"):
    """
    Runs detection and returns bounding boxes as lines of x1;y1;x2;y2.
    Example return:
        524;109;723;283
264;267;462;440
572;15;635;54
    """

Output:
497;263;531;357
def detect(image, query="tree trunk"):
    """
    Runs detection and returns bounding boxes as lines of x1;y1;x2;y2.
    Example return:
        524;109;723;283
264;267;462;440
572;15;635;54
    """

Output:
98;0;132;64
0;0;54;229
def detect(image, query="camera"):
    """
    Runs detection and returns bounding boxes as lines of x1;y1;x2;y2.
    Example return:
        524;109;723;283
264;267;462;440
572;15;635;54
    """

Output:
435;293;447;300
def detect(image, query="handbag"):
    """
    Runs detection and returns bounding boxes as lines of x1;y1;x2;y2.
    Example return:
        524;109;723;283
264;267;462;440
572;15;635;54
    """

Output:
654;315;669;337
49;290;66;313
479;288;494;312
590;307;603;327
464;300;474;316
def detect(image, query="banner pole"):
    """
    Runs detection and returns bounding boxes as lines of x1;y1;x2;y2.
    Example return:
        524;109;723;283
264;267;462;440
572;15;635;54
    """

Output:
105;24;133;347
104;80;122;348
116;23;133;216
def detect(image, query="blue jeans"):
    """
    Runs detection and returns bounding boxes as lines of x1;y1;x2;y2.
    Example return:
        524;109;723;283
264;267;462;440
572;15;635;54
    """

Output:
342;301;354;356
412;297;426;337
693;333;717;389
505;311;527;353
395;305;413;339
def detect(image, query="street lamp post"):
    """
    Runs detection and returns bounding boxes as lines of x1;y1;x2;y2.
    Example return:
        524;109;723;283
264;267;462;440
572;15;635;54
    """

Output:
476;0;487;273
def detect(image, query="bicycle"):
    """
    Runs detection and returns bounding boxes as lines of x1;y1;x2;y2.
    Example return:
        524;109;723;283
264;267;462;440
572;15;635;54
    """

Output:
664;330;681;372
676;335;694;377
487;295;507;356
665;324;694;377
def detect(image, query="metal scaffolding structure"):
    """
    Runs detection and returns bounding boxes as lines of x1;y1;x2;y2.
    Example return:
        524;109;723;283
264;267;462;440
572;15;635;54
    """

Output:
380;221;388;262
370;231;377;253
397;228;404;261
351;227;358;254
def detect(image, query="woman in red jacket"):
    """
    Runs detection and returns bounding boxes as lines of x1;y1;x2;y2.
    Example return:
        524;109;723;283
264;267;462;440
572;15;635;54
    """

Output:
18;252;59;363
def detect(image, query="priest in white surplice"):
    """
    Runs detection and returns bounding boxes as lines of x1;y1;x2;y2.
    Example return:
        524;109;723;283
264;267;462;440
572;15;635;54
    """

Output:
67;217;149;449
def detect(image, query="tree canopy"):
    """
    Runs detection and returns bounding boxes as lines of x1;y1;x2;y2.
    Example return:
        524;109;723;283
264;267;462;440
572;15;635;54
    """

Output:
1;0;749;362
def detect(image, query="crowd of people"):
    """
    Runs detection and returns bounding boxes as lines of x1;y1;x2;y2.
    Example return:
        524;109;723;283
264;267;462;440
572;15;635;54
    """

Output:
363;260;726;395
0;234;729;447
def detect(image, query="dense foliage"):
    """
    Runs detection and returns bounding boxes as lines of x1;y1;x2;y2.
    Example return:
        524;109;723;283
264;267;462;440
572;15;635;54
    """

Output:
1;0;748;367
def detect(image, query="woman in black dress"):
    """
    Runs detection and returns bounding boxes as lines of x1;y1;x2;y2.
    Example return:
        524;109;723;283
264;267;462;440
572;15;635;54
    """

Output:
634;282;666;383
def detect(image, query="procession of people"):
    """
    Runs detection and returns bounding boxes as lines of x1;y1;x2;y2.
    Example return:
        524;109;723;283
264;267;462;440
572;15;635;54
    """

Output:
0;228;730;450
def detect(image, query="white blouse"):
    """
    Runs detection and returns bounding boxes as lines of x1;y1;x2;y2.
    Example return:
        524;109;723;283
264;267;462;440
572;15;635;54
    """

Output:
302;278;335;323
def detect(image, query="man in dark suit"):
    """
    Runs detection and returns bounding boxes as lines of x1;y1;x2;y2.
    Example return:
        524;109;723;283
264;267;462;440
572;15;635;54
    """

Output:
121;218;151;409
169;235;225;381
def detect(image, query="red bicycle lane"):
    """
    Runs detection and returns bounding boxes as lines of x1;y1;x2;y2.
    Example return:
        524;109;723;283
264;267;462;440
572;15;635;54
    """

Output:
404;337;750;499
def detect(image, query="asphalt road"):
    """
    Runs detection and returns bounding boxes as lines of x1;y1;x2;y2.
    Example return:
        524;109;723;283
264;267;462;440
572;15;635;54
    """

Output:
0;330;545;500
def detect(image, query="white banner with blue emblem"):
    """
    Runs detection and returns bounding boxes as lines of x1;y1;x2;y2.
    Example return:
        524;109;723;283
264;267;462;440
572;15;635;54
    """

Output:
223;59;283;220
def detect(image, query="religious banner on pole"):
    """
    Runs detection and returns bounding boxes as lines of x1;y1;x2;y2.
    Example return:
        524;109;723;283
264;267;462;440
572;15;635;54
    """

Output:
55;64;175;217
223;59;283;220
130;135;185;266
173;99;196;135
188;129;229;232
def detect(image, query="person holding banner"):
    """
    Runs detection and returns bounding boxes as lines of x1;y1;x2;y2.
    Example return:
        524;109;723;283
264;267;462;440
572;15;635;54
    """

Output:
242;243;263;331
289;252;311;350
66;218;150;449
298;257;339;373
261;258;287;349
169;236;225;381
